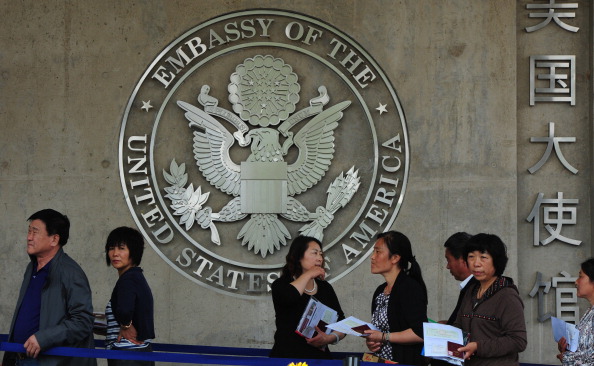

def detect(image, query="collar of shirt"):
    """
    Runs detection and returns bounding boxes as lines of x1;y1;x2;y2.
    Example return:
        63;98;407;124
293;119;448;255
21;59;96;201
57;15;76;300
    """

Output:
459;274;474;290
32;259;52;277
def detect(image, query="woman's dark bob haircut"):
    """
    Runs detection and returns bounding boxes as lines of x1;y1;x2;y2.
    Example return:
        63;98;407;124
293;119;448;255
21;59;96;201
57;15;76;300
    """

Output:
281;235;323;278
581;258;594;281
104;226;145;267
464;233;508;277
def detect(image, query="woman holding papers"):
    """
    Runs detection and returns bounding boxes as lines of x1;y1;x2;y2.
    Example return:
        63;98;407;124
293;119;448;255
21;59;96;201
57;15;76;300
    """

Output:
556;258;594;365
270;235;346;359
364;231;428;365
454;233;526;366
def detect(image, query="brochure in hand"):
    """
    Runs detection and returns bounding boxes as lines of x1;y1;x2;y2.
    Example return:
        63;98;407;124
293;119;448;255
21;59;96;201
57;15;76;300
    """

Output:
295;297;338;338
551;316;579;352
423;322;466;366
327;316;379;337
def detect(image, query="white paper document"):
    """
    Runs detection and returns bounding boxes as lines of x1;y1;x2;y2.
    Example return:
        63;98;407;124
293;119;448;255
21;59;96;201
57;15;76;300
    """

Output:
326;316;379;336
296;297;338;338
423;322;465;366
551;316;580;352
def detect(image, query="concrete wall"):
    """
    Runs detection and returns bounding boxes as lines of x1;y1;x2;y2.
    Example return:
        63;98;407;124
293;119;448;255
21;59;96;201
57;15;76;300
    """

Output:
0;1;591;365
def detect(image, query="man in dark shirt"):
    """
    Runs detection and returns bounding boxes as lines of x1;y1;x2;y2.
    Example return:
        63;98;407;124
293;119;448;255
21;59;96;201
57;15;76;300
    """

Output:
431;232;475;366
443;232;475;325
2;209;96;366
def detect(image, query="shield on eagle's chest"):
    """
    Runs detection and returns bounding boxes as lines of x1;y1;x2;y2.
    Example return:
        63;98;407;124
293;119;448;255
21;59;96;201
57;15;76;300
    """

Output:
240;161;288;214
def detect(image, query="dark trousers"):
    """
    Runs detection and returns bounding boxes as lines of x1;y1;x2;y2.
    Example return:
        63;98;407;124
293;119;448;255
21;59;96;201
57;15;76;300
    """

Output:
2;353;39;366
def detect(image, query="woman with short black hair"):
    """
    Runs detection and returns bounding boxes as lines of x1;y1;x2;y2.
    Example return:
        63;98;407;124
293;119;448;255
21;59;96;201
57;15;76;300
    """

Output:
455;233;527;366
104;227;155;366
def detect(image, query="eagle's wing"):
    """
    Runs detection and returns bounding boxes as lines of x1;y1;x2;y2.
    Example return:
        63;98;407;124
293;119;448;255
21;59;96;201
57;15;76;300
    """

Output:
177;101;241;196
287;101;351;196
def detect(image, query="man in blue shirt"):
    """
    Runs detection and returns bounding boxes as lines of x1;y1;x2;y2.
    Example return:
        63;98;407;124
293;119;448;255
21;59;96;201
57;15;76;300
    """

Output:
2;209;96;366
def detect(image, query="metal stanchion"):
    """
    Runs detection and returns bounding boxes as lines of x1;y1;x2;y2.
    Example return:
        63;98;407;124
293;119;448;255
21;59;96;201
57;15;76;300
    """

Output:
342;355;360;366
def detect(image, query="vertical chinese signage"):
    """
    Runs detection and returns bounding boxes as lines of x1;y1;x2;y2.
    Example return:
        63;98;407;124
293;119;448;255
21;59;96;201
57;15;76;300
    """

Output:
522;0;584;324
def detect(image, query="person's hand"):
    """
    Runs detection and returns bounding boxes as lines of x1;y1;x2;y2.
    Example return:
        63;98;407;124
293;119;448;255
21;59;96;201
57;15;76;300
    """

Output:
303;266;325;281
364;330;384;352
459;341;478;360
363;329;385;343
557;336;568;353
305;327;332;349
118;323;142;345
556;336;568;362
24;334;41;358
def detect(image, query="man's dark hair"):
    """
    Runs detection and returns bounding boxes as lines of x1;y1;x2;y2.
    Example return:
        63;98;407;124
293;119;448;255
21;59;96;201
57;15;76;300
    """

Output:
443;232;472;259
464;233;508;276
28;209;70;246
104;226;145;266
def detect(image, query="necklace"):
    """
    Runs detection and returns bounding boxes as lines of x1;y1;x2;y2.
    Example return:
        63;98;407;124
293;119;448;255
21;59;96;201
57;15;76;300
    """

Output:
304;280;317;294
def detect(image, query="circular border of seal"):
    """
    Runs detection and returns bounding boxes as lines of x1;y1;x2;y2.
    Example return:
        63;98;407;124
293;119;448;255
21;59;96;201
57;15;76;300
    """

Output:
119;9;410;299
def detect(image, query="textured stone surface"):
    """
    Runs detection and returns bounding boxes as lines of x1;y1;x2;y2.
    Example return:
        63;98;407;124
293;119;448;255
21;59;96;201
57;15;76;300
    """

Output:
0;1;591;365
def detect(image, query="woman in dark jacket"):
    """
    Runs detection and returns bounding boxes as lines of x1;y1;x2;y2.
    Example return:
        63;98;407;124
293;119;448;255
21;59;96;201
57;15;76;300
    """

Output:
364;231;428;365
454;233;526;366
270;235;346;359
104;227;155;366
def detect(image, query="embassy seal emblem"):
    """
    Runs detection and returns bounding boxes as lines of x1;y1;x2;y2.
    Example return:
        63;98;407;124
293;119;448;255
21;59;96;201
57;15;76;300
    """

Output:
119;9;409;298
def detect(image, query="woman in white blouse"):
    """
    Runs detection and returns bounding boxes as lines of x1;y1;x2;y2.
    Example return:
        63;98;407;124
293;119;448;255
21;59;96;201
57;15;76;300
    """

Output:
557;258;594;365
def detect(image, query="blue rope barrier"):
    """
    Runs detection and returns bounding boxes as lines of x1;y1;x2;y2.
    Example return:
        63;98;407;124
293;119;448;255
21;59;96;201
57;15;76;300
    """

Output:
0;335;559;366
93;339;271;357
0;342;376;366
92;338;365;359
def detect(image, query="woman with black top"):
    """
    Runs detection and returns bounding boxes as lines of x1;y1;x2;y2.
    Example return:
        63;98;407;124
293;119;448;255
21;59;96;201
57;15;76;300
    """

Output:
270;235;346;359
104;227;155;366
364;231;428;365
